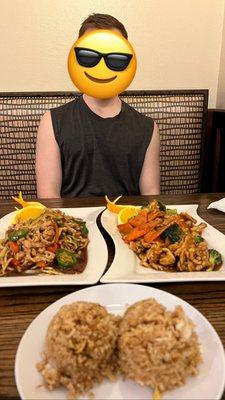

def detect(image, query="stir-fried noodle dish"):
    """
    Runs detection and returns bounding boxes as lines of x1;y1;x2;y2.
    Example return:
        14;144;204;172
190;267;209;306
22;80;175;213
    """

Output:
0;209;89;276
117;200;222;272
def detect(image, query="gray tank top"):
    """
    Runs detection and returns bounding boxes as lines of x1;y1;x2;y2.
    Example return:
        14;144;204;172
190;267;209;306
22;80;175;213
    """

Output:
51;95;154;197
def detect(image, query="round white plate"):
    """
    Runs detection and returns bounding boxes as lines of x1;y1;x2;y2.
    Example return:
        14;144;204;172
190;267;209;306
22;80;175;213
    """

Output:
15;283;225;400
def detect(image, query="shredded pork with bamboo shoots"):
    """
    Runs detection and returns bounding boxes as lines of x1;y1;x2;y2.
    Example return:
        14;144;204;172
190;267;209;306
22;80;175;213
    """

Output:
0;209;89;276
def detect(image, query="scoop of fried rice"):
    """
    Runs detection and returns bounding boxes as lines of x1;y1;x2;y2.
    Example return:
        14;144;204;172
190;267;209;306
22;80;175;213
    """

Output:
117;298;202;394
37;301;121;398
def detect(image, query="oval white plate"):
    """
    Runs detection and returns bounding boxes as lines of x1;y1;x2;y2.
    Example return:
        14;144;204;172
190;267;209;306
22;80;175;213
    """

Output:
15;283;225;400
0;207;107;286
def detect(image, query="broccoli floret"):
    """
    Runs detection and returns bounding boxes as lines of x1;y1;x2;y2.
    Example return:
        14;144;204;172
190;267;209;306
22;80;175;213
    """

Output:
194;235;204;244
161;223;183;243
157;201;166;211
208;249;222;268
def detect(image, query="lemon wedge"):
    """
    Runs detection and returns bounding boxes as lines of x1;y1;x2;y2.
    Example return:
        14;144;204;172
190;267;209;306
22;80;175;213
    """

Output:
117;206;140;224
12;204;46;224
12;191;45;208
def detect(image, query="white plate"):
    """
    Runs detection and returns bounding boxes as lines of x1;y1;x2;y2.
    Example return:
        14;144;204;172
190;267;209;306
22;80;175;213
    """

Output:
0;207;107;287
100;205;225;283
15;283;225;400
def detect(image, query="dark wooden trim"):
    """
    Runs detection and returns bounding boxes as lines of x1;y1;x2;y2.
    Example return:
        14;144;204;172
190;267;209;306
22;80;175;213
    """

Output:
0;89;209;97
121;89;209;97
0;91;77;97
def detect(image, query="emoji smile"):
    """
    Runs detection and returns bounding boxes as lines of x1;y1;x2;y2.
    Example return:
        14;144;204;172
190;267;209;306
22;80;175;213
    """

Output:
84;71;117;83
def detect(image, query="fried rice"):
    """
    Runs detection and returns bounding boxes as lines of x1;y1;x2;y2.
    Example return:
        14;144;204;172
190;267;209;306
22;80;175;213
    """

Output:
118;298;202;396
37;298;202;399
37;301;121;399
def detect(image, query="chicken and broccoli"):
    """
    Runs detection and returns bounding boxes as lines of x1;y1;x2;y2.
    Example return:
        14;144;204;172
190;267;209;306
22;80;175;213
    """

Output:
117;200;223;272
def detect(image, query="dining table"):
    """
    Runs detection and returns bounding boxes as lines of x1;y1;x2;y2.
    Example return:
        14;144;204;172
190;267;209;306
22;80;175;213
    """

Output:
0;192;225;400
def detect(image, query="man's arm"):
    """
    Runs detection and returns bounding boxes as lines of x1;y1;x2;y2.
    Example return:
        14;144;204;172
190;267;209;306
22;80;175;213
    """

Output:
35;111;62;198
139;122;160;195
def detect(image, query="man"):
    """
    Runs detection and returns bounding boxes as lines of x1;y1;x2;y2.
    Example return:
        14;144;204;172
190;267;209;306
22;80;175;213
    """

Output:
35;13;160;198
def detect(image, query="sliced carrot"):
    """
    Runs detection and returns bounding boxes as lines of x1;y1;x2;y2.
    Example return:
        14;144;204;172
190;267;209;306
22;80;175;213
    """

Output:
129;210;148;227
120;214;162;242
117;222;133;235
142;220;160;231
46;243;59;253
175;217;189;229
144;230;158;242
139;210;148;216
144;219;178;243
8;241;20;253
53;221;59;243
147;210;162;222
124;227;147;242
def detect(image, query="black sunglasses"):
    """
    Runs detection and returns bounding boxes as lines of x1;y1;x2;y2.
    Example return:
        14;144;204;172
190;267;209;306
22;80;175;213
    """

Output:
74;47;133;71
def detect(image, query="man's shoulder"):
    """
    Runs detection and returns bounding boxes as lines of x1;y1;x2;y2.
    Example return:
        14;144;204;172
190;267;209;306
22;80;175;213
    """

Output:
50;96;81;116
122;101;154;124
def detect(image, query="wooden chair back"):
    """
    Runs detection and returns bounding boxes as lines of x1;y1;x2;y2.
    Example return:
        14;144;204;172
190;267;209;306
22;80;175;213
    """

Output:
0;90;208;199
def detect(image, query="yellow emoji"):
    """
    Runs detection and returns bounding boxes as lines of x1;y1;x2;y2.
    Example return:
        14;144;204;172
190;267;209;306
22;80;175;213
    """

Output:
68;29;137;99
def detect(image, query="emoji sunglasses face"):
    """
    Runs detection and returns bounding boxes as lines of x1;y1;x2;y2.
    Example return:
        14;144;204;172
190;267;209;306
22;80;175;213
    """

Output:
68;30;137;98
75;48;133;71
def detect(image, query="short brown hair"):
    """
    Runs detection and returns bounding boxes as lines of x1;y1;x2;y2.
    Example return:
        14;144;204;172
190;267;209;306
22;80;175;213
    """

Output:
78;13;128;39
